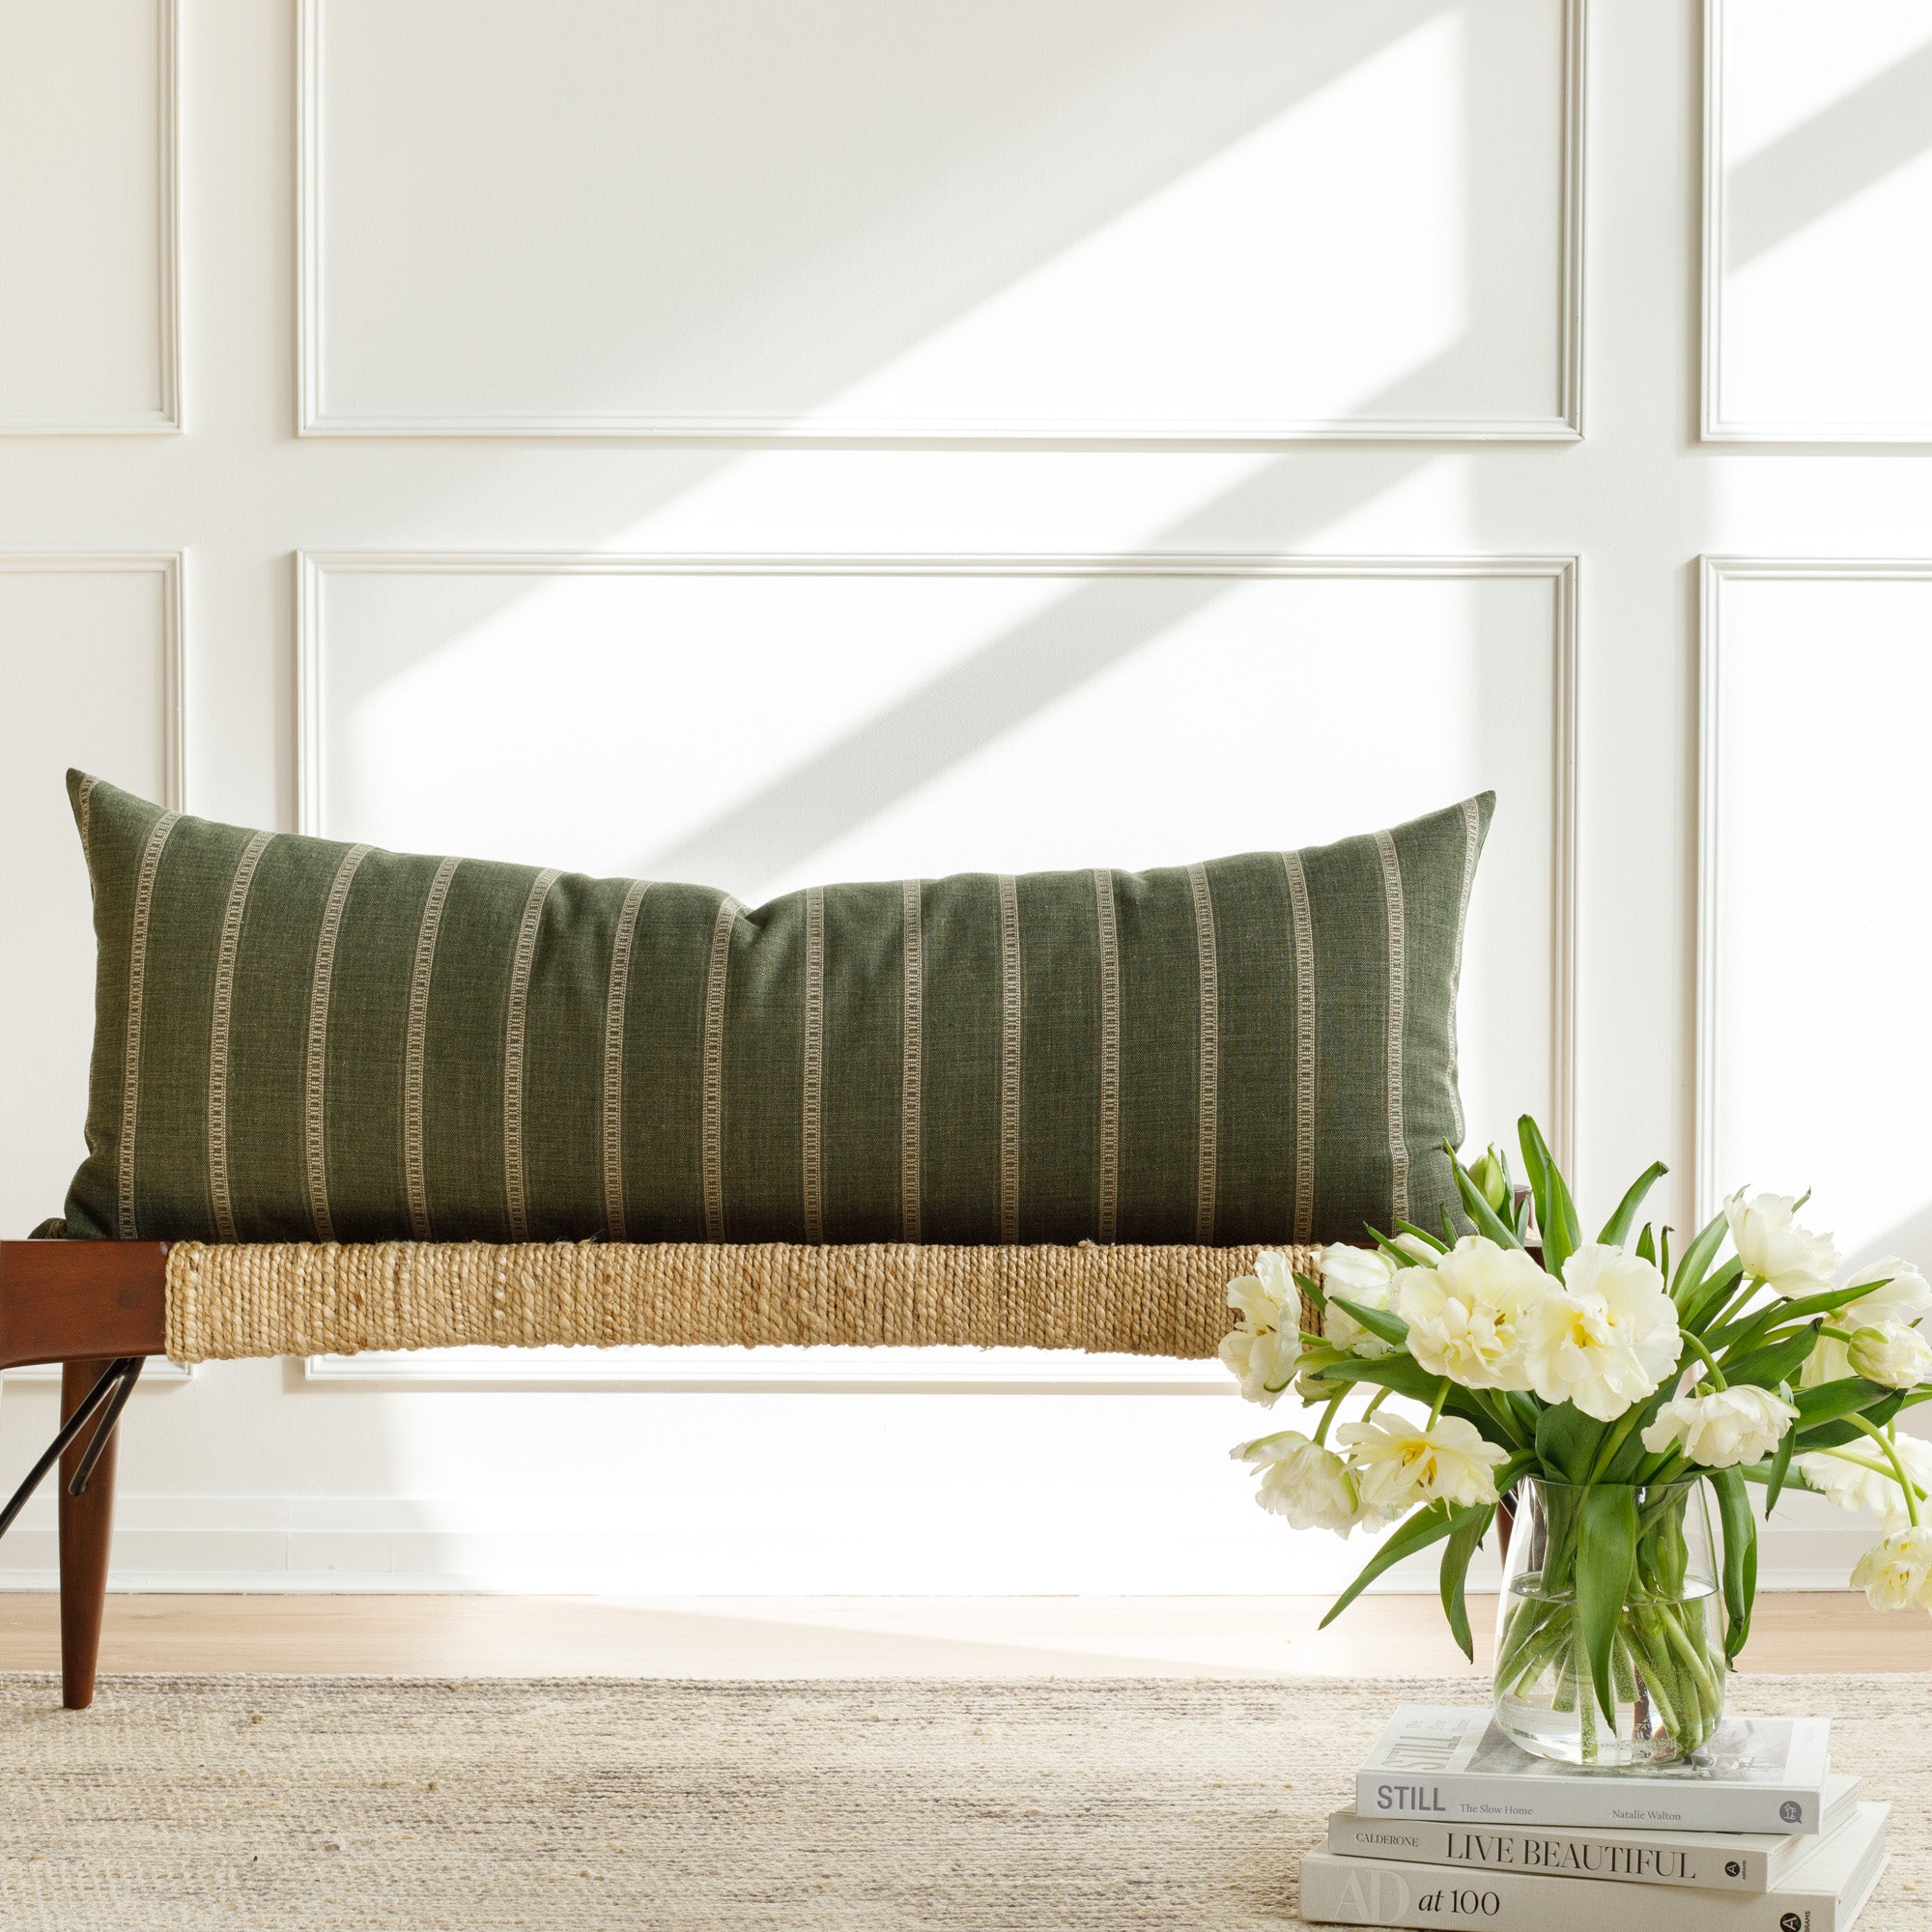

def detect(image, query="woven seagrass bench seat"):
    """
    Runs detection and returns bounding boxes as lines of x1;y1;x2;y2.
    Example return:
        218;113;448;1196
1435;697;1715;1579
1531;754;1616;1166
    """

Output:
161;1237;1312;1365
4;1237;1321;1375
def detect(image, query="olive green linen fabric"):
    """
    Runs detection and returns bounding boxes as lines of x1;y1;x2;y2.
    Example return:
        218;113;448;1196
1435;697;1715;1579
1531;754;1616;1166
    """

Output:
60;772;1492;1248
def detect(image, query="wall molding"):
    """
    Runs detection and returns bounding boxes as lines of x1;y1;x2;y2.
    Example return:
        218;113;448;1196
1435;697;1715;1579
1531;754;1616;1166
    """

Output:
0;1493;1856;1594
297;0;1587;442
0;0;181;435
0;550;185;807
1695;556;1932;1218
297;548;1577;1389
303;1346;1236;1394
1697;0;1731;440
0;551;188;1378
1701;0;1932;443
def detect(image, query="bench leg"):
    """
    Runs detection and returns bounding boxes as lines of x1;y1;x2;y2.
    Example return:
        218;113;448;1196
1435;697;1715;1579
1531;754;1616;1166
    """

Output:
58;1358;121;1711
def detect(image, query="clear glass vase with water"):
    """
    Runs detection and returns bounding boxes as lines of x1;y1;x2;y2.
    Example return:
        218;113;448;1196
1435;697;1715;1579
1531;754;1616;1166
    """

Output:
1492;1476;1725;1766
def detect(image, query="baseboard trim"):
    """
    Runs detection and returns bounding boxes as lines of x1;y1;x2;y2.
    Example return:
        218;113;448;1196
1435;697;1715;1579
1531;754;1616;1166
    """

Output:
0;1496;1878;1596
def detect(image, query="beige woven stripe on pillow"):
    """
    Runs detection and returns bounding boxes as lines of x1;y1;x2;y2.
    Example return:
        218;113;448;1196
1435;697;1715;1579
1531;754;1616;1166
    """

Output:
162;1240;1318;1366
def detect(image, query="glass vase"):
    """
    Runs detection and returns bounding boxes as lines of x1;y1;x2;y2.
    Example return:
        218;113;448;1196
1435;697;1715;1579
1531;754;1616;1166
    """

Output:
1492;1477;1725;1767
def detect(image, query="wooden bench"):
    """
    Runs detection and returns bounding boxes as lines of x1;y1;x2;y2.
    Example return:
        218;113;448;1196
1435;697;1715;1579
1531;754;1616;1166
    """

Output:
1;1235;1300;1707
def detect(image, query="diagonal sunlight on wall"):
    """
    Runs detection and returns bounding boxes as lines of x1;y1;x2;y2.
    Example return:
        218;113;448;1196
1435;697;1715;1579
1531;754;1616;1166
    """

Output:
791;14;1469;433
312;0;1528;433
1716;1;1932;429
334;1;1505;882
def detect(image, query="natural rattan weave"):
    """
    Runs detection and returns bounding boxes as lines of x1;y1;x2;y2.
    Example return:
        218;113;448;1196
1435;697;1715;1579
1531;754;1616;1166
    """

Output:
162;1239;1318;1365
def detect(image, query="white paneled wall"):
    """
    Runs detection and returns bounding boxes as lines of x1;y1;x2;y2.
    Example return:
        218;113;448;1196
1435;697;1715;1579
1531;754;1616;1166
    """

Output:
1705;0;1932;439
302;0;1579;437
2;0;1930;1594
1699;561;1932;1248
0;0;178;430
0;558;182;1239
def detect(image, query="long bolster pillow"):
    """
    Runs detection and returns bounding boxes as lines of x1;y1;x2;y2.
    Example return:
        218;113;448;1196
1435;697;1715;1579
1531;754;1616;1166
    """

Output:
59;772;1492;1251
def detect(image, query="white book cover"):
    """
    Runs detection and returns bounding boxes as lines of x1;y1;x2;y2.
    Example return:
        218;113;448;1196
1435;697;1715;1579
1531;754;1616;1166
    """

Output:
1355;1706;1833;1835
1326;1772;1861;1892
1301;1801;1888;1932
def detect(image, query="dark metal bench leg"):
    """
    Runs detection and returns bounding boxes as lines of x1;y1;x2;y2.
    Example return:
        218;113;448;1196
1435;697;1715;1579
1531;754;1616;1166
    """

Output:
58;1358;122;1710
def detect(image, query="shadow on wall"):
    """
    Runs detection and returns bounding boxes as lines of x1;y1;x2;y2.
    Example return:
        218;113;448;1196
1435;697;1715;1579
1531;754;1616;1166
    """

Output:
1723;34;1932;271
321;0;1462;427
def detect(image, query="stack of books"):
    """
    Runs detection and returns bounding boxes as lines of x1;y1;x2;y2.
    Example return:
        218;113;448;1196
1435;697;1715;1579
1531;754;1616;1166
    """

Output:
1301;1706;1888;1930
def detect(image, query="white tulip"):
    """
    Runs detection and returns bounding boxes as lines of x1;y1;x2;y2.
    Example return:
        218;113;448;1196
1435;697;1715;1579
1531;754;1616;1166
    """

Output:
1724;1188;1840;1296
1225;1248;1301;1334
1218;1326;1300;1407
1841;1255;1932;1325
1639;1384;1797;1468
1521;1243;1681;1423
1396;1236;1548;1391
1335;1413;1510;1513
1220;1250;1306;1404
1847;1321;1932;1390
1232;1431;1379;1536
1850;1525;1932;1613
1318;1244;1401;1359
1804;1257;1932;1385
1796;1435;1932;1532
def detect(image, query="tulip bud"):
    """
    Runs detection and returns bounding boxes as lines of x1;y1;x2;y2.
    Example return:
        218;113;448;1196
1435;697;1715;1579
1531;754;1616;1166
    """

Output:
1847;1321;1932;1389
1469;1146;1511;1213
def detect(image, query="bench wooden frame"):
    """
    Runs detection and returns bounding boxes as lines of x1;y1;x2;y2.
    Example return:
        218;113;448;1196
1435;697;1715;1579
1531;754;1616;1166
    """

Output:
0;1240;167;1707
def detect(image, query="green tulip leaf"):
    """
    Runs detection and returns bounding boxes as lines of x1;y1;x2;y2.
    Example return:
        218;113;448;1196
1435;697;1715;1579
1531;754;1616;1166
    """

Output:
1793;1388;1904;1449
1535;1402;1604;1486
1518;1116;1581;1282
1309;1354;1446;1406
1326;1295;1410;1350
1710;1467;1757;1664
1600;1161;1668;1249
1439;1506;1494;1662
1721;1326;1820;1392
1763;1382;1798;1518
1321;1499;1490;1630
1670;1212;1730;1312
1576;1484;1638;1721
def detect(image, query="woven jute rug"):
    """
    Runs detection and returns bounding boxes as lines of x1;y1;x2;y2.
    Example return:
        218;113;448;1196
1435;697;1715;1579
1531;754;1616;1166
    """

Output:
0;1673;1925;1930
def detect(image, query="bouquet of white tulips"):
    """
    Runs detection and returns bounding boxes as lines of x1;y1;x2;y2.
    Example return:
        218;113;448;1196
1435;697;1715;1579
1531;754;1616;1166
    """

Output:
1223;1118;1932;1765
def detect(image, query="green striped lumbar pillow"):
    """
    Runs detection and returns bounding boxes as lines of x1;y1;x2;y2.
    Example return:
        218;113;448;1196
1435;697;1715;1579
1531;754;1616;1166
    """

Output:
58;772;1492;1249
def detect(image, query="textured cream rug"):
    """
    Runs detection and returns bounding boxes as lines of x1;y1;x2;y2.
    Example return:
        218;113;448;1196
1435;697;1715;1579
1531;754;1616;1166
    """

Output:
0;1673;1925;1929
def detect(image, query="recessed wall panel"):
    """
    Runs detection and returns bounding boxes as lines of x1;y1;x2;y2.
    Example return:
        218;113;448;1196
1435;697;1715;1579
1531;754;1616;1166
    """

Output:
300;552;1574;1382
1706;0;1932;439
0;0;176;431
0;558;180;1244
303;0;1580;438
1701;562;1932;1274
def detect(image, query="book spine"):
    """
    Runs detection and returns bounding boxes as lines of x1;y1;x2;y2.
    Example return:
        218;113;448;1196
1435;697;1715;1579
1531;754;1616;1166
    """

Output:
1299;1852;1851;1932
1353;1771;1820;1836
1325;1816;1769;1890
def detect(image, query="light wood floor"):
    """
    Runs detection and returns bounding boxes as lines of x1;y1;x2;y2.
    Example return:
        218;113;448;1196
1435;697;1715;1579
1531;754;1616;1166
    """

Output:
1;1592;1923;1678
